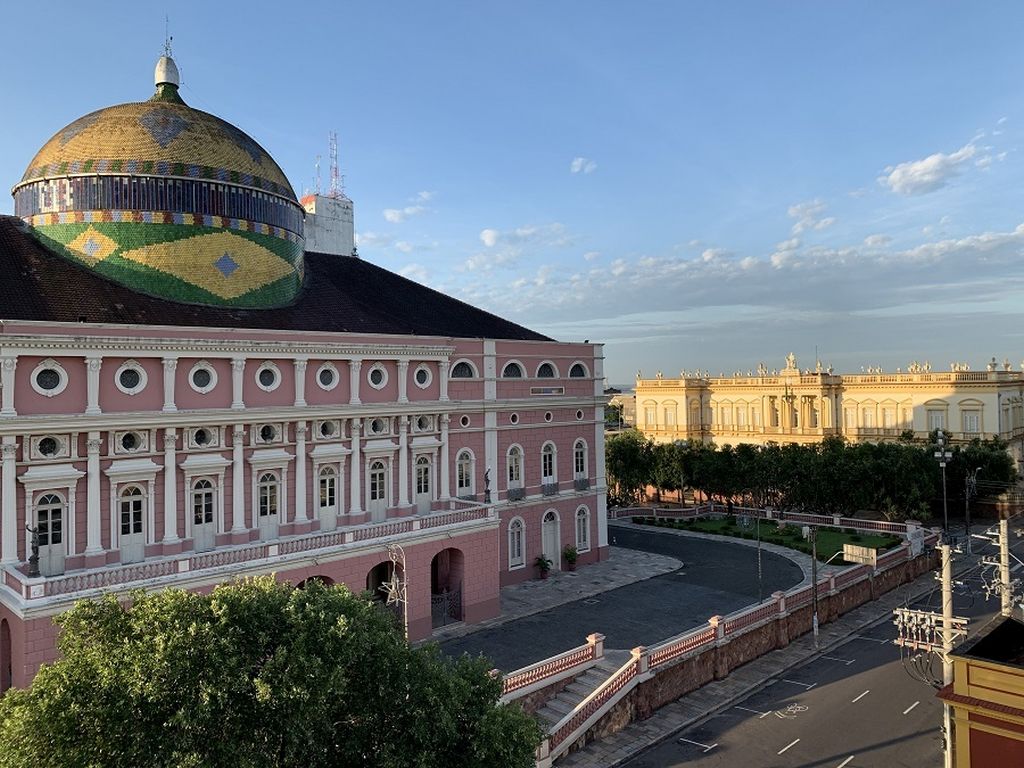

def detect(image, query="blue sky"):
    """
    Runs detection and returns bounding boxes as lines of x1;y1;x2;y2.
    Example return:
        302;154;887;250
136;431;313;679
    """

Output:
4;2;1024;386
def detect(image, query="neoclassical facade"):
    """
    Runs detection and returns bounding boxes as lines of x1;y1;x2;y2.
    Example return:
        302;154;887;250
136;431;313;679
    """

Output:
0;55;607;691
636;354;1024;460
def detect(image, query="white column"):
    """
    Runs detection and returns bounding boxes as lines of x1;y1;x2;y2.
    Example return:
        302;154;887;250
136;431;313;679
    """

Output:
294;359;308;407
85;357;102;415
349;360;362;405
85;432;103;555
0;357;16;417
294;422;308;522
231;358;246;410
439;414;451;501
397;360;409;404
1;438;18;564
439;359;450;402
231;425;246;532
349;419;362;513
398;415;410;507
162;357;178;412
162;428;179;544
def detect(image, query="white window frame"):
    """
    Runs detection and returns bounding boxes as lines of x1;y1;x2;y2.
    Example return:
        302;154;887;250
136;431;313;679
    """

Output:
255;361;282;392
114;359;148;396
456;449;475;497
575;506;591;552
413;364;433;389
30;434;70;461
367;363;389;390
535;361;559;379
450;359;478;379
573;439;588;479
180;453;230;538
246;448;293;529
507;444;524;489
315;362;340;391
188;360;218;394
568;361;590;379
541;442;557;484
508;516;525;570
30;358;68;398
501;360;525;379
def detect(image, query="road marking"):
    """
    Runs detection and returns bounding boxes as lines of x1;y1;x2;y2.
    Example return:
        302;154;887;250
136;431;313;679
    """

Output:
836;757;855;768
851;689;870;703
853;635;889;644
678;737;717;753
778;738;800;755
734;705;771;718
780;678;817;689
903;700;920;715
822;655;856;666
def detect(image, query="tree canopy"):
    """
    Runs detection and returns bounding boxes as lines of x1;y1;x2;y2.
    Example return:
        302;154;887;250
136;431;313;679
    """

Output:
607;431;1018;520
0;577;541;768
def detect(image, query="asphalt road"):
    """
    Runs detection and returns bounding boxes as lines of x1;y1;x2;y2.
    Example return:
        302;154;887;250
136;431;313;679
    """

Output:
619;532;1017;768
439;527;803;670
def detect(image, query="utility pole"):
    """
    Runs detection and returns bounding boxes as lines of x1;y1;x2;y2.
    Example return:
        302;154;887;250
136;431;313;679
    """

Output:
965;467;980;555
811;525;819;650
757;515;763;603
1001;518;1012;617
941;543;954;768
934;431;953;539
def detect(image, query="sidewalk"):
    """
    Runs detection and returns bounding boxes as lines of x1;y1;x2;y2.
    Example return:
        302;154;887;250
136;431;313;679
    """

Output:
427;545;682;644
559;556;957;768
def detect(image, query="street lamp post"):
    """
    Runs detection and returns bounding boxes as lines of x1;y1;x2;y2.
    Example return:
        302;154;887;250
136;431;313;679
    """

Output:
965;467;981;555
934;431;953;540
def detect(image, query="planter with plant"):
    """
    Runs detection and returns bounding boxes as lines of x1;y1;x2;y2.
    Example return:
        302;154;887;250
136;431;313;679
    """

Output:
535;554;553;579
562;545;578;571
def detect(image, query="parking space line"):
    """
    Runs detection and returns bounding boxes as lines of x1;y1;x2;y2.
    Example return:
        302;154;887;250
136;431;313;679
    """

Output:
903;701;920;715
836;757;855;768
851;689;870;703
678;737;717;753
778;738;800;755
780;678;817;689
822;655;856;666
734;705;771;718
853;635;889;644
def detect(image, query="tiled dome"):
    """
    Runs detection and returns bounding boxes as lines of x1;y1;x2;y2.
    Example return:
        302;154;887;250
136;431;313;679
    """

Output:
11;56;305;309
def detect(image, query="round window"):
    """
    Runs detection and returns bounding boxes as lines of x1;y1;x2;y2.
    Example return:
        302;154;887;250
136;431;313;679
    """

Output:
192;368;212;389
576;410;585;421
319;367;335;387
320;421;336;438
118;368;141;391
121;432;139;451
258;367;277;388
414;366;431;387
509;413;519;425
36;368;61;391
370;418;385;434
38;437;58;456
260;425;276;442
194;428;210;446
368;367;386;388
417;416;430;431
545;412;553;423
460;415;470;428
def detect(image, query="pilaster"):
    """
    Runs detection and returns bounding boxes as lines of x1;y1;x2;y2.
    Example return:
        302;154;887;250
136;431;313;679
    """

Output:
231;358;245;410
0;357;16;417
162;428;180;545
349;360;362;405
294;359;308;407
162;357;178;412
1;438;18;563
85;357;102;415
84;432;104;560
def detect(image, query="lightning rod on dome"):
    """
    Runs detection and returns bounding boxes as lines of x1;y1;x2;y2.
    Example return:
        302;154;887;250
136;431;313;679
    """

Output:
328;131;346;199
164;15;173;57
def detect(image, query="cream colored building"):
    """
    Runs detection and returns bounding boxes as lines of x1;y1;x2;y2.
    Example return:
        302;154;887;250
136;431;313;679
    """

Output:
635;354;1024;462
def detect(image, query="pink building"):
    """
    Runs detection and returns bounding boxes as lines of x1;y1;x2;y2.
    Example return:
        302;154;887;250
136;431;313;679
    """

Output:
0;54;608;692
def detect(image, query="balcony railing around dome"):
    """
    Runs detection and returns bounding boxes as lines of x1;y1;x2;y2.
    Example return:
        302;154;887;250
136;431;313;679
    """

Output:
1;500;496;602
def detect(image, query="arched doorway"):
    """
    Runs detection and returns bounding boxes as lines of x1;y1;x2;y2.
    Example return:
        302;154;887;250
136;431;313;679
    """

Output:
430;548;464;628
0;618;11;693
542;510;561;572
367;561;404;624
295;575;335;590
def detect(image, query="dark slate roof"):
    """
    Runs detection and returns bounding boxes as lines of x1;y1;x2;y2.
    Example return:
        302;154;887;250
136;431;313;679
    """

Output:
956;616;1024;668
0;215;550;341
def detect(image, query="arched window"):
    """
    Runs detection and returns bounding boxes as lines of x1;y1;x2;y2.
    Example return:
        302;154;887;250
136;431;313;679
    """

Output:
574;439;587;479
192;479;214;526
319;466;337;509
569;362;588;378
575;507;591;552
415;456;431;496
508;518;525;569
507;445;523;488
370;461;387;502
36;493;64;547
536;362;556;378
120;486;144;537
451;361;475;378
541;443;556;483
456;450;474;497
258;472;279;519
502;362;524;378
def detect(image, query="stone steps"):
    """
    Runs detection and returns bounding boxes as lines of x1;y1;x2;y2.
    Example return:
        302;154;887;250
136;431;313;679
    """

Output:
535;650;633;728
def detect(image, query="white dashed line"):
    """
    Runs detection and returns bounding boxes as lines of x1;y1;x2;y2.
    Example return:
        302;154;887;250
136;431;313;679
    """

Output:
778;738;800;755
903;700;920;715
853;635;889;644
780;678;817;689
822;655;856;666
678;737;717;753
734;705;771;718
851;689;870;703
836;757;855;768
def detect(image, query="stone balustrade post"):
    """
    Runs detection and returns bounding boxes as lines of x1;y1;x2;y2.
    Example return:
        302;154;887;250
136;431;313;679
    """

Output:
774;590;786;614
632;645;649;676
709;615;725;642
587;632;605;661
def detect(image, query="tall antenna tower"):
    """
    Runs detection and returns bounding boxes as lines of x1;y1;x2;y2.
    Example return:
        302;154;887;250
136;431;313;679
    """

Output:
328;131;346;199
314;154;321;196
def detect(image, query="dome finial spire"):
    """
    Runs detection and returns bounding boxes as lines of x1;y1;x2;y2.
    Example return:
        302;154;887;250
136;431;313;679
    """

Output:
163;14;173;58
154;15;179;90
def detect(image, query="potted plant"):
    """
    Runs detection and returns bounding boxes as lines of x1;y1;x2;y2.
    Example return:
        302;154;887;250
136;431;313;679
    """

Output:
535;554;553;579
562;545;578;572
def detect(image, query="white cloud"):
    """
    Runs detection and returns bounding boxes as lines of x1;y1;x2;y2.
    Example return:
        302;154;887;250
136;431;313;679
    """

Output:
480;229;499;248
583;251;601;261
570;156;597;174
414;190;435;202
864;234;892;247
398;263;428;283
395;241;413;254
383;205;427;223
879;142;977;195
787;199;835;235
355;231;392;248
468;223;574;273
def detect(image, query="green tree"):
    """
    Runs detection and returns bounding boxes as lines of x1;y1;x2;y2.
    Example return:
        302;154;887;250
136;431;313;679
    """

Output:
605;429;653;505
0;577;541;768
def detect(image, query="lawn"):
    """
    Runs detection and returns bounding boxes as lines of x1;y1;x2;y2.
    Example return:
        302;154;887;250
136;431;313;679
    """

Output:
632;515;901;564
